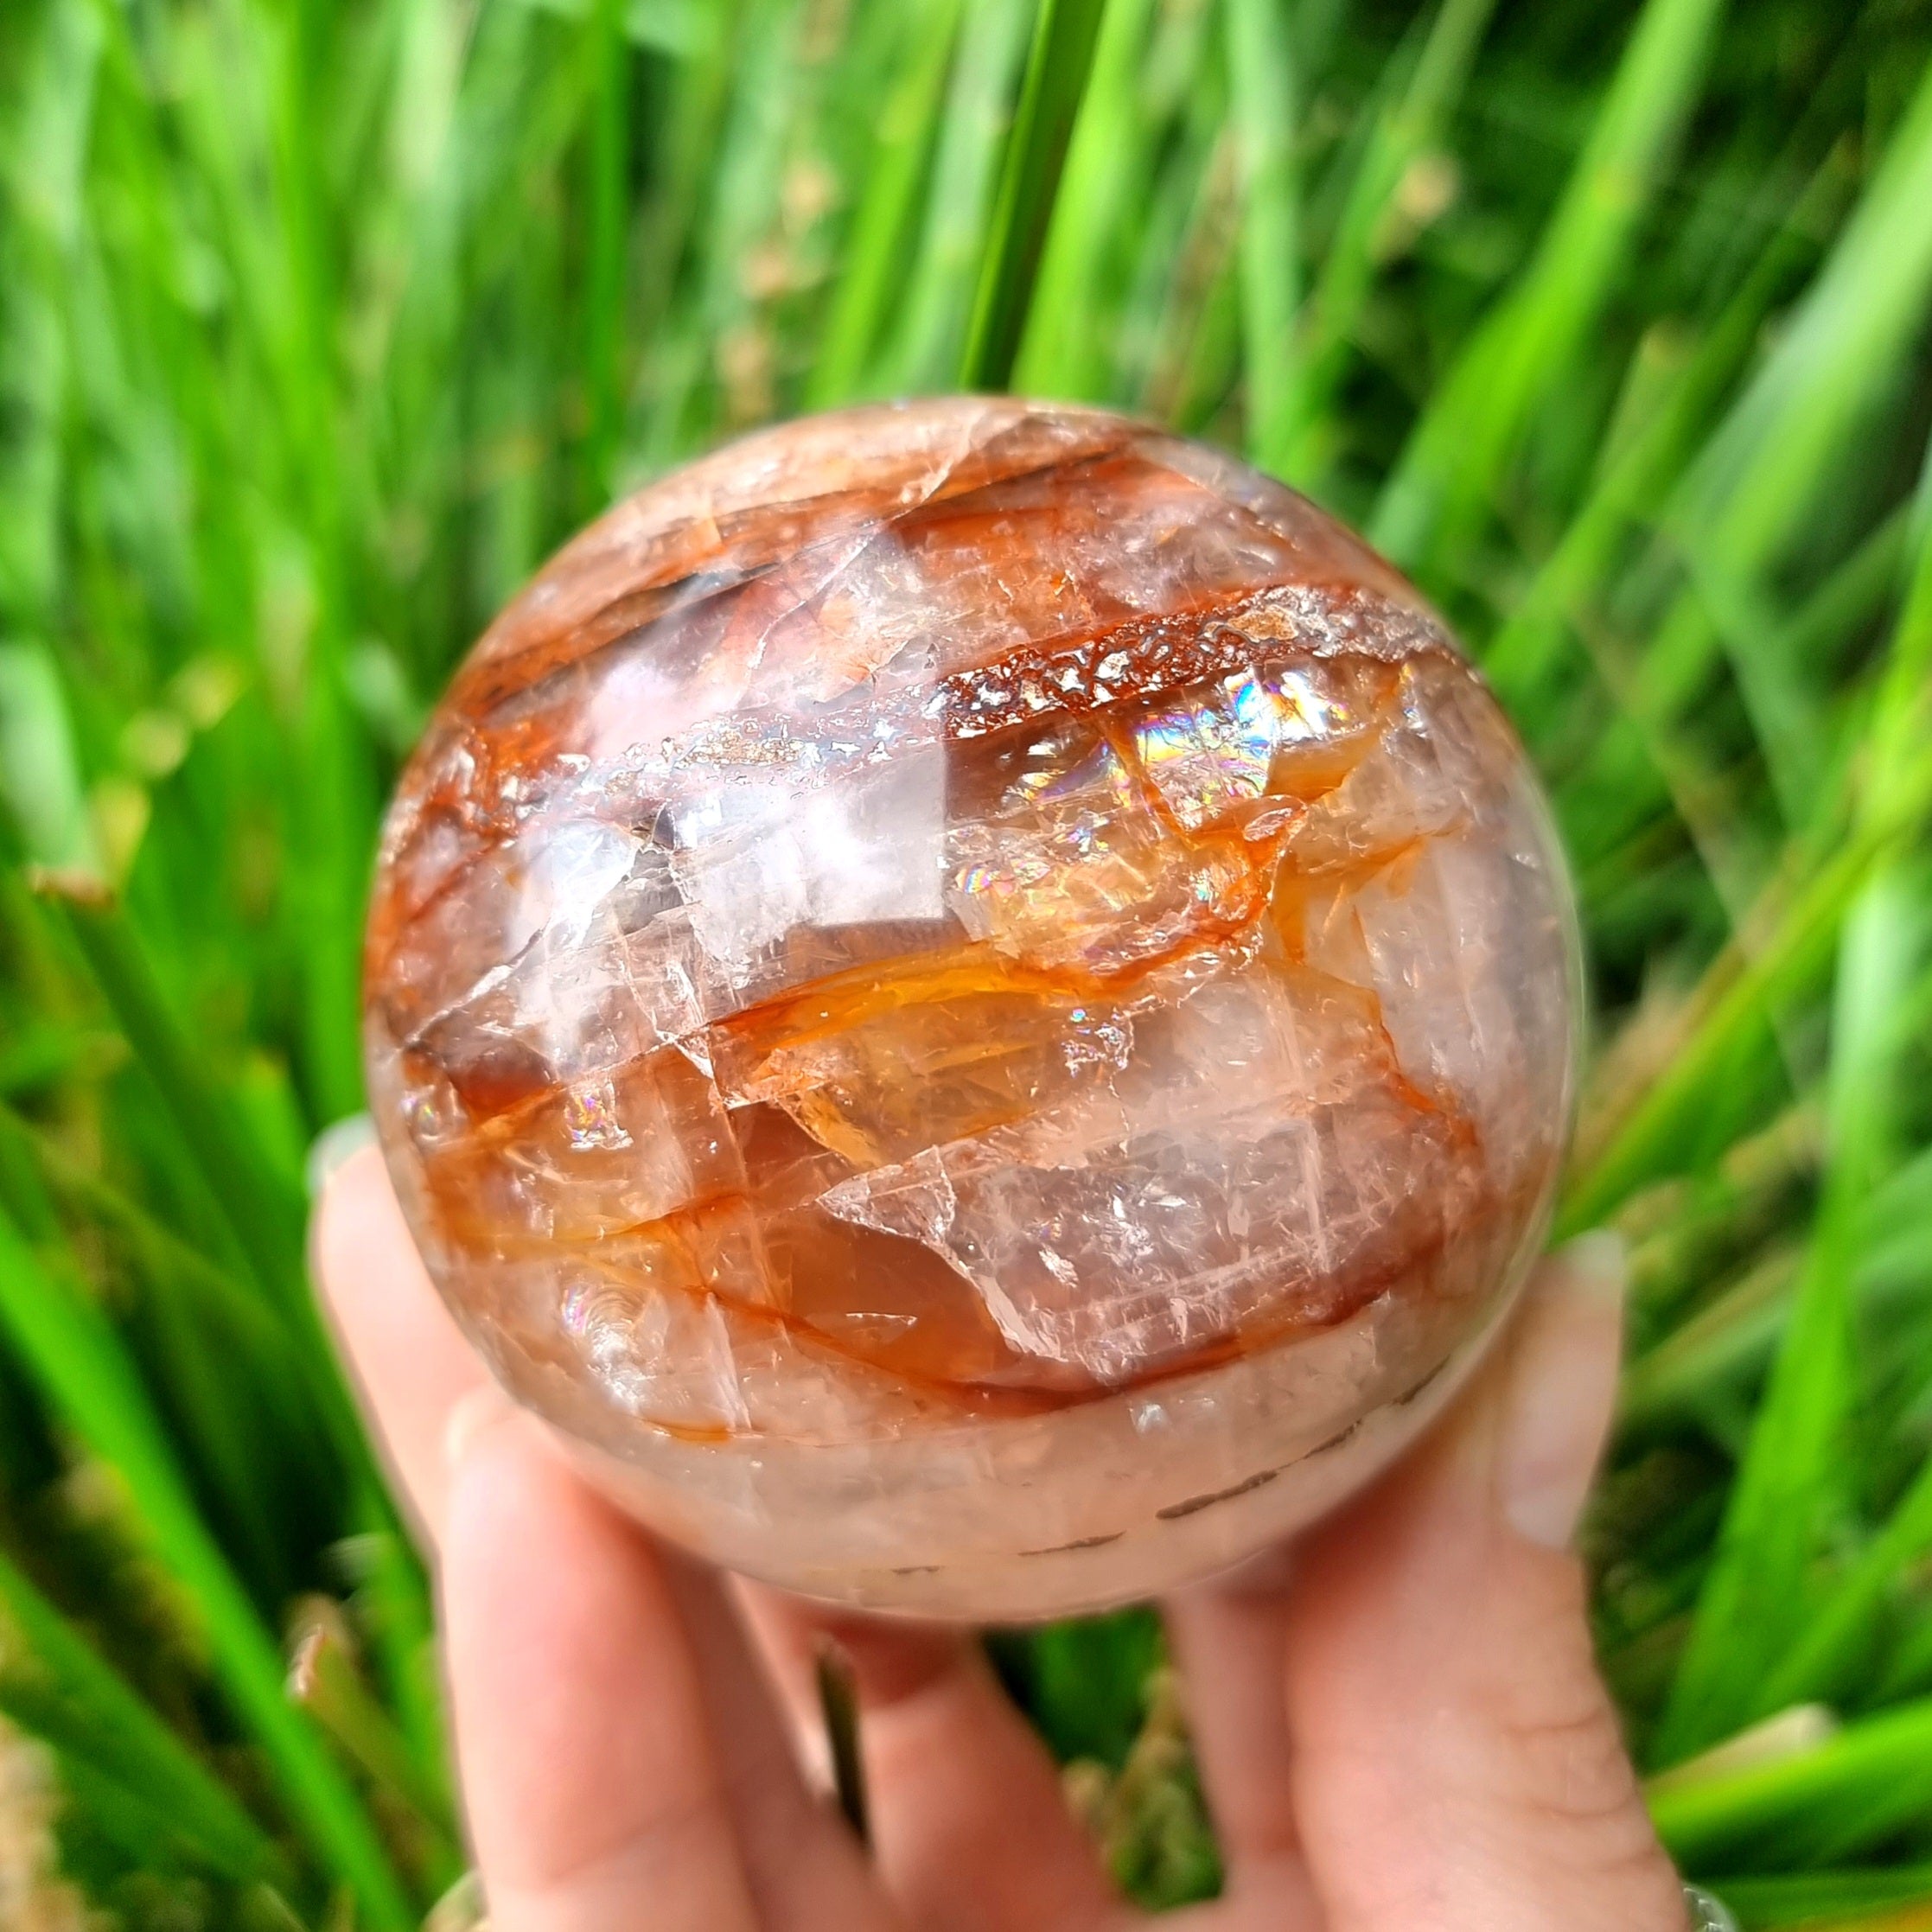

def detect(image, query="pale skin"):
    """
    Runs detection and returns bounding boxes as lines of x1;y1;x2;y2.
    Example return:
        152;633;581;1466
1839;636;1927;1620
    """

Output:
314;1138;1693;1932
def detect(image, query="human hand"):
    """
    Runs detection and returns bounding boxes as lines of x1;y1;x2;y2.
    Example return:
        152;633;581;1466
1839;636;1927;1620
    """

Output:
314;1134;1694;1931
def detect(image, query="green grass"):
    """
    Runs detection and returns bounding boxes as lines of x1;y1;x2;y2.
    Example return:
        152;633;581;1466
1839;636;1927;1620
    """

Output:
1;0;1930;1923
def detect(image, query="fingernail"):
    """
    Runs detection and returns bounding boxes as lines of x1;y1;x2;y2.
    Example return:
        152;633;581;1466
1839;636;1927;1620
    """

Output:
307;1113;376;1201
443;1383;515;1471
1495;1232;1627;1549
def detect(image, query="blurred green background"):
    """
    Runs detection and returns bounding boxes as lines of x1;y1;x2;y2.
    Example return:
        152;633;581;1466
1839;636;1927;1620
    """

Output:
2;0;1931;1922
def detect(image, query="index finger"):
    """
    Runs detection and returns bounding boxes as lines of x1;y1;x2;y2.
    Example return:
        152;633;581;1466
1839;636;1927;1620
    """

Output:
310;1127;490;1547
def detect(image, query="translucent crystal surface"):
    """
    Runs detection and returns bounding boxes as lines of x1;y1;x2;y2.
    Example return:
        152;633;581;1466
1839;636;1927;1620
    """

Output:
365;399;1578;1617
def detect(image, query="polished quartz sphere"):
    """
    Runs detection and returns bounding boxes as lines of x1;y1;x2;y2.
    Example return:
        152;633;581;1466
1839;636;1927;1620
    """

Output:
364;399;1578;1618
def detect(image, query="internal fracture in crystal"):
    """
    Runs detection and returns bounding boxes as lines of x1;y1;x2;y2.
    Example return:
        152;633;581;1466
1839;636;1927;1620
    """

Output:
364;399;1578;1616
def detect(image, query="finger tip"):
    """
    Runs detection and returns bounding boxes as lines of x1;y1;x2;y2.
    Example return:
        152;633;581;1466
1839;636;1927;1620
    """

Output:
306;1131;494;1550
309;1138;401;1312
440;1409;613;1629
444;1382;519;1475
1495;1240;1628;1551
307;1112;377;1202
1548;1227;1628;1306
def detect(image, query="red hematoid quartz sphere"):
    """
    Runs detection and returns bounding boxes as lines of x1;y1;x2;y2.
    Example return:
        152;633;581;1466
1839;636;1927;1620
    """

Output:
365;399;1578;1618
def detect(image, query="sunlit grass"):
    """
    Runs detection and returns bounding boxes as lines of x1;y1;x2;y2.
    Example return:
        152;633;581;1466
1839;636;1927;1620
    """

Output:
0;0;1929;1922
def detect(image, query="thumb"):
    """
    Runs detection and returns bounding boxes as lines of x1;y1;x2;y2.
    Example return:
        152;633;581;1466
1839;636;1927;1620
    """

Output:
1281;1235;1691;1932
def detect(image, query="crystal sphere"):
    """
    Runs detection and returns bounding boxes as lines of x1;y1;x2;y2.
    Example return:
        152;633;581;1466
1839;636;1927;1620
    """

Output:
364;399;1578;1618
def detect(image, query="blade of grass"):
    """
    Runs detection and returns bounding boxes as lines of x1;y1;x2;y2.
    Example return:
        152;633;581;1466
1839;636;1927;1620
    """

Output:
32;876;303;1304
1372;0;1729;572
46;1750;268;1880
1224;0;1299;473
1648;1696;1932;1870
635;0;806;462
1136;89;1240;431
253;0;379;1126
365;0;582;665
1653;853;1918;1763
633;0;749;350
335;1519;452;1860
807;0;963;407
1481;150;1845;729
1565;430;1932;1219
1865;414;1932;809
1011;0;1157;400
1620;1243;1803;1426
0;1206;413;1927
1620;1125;1932;1431
1769;499;1914;692
0;644;102;877
1641;441;1931;1718
0;1547;282;1882
1563;62;1932;907
879;0;1034;394
1667;51;1932;820
1106;0;1225;407
1708;1866;1932;1930
1759;1449;1932;1719
1278;0;1499;488
289;1596;461;1883
959;0;1111;391
0;1097;321;1617
0;0;94;657
1725;436;1932;1721
580;0;631;511
3;1103;312;1400
1559;747;1931;1235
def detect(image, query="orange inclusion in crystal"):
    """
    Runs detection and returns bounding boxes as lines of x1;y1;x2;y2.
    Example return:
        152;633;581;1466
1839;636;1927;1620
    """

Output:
366;400;1568;1433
